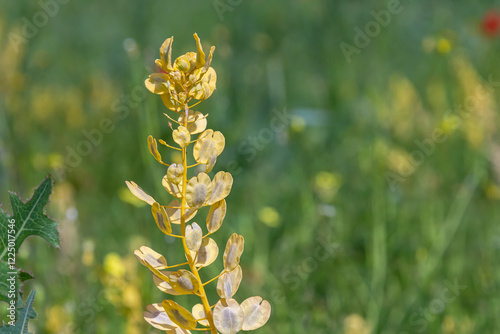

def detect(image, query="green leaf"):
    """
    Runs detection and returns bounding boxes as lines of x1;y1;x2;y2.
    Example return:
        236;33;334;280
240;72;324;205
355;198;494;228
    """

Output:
0;290;36;333
0;176;59;262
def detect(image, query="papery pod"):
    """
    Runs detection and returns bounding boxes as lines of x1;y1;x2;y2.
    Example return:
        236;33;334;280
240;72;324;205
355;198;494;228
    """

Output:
157;37;174;72
134;246;168;269
185;223;203;252
163;174;183;198
208;172;233;205
161;90;185;112
153;274;181;295
193;129;225;165
152;202;172;234
162;300;198;330
217;265;242;299
189;237;219;267
213;298;244;334
193;33;206;69
147;135;163;163
189;67;217;100
191;303;209;326
223;233;245;271
168;269;200;294
145;73;171;95
206;199;226;233
164;200;198;224
134;249;171;282
125;181;155;205
167;164;184;185
144;303;191;333
173;126;191;148
178;110;207;134
186;172;213;208
240;296;271;331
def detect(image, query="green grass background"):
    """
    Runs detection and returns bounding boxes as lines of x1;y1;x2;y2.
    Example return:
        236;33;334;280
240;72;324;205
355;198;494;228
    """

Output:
1;0;500;333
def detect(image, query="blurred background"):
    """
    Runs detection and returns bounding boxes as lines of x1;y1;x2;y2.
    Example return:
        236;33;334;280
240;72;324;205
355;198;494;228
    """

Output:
1;0;500;333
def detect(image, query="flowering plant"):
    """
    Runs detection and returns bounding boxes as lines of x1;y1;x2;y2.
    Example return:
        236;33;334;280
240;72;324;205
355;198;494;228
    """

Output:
126;34;271;334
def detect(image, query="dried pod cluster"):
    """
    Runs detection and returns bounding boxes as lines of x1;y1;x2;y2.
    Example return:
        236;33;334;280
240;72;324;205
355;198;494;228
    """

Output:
126;34;271;334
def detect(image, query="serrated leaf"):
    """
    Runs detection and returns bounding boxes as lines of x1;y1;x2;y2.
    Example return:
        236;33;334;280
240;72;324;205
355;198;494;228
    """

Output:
0;290;36;333
0;176;59;261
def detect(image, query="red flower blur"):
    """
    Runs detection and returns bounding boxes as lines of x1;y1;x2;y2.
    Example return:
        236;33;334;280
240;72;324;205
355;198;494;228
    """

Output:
481;10;500;37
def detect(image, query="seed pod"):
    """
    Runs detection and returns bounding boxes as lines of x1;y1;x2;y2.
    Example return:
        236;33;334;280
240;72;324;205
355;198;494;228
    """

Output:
167;163;184;185
168;269;199;295
173;126;191;148
217;265;242;299
151;202;172;235
185;223;202;252
189;237;219;267
162;299;198;330
213;298;244;334
186;173;213;208
206;199;226;233
125;181;155;205
192;303;209;326
241;296;272;331
177;110;207;134
208;172;233;205
223;233;245;271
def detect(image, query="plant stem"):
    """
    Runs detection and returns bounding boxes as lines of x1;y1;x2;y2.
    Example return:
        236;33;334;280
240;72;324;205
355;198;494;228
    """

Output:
179;103;218;334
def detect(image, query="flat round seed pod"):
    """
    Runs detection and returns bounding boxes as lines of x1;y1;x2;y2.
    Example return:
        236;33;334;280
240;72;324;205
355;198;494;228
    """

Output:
190;67;217;100
191;303;209;326
163;200;197;224
143;303;179;331
167;163;184;185
208;172;233;205
178;110;207;134
189;237;218;267
240;296;271;331
217;265;242;299
213;298;244;334
186;173;213;208
185;223;202;252
145;73;171;95
134;246;168;269
162;300;198;330
152;202;172;235
153;274;180;295
193;130;225;164
125;181;155;205
147;135;163;163
162;174;183;198
168;269;199;294
223;233;245;271
173;126;191;148
206;199;226;233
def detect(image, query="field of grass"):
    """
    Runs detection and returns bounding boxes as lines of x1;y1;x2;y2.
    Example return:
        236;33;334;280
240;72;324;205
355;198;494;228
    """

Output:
1;0;500;333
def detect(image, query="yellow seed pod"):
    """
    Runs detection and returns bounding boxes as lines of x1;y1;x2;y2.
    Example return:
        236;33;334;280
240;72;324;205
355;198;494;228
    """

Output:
168;269;200;295
189;67;217;100
217;265;242;299
163;200;197;224
166;163;184;185
213;299;244;334
134;246;168;269
143;303;180;331
185;173;213;208
203;46;215;72
160;90;184;112
241;296;272;331
172;126;191;148
223;233;244;271
134;248;170;282
193;129;225;164
178;110;207;134
147;135;163;163
125;181;155;205
185;222;202;252
152;274;180;295
158;37;174;72
189;237;219;267
193;33;206;69
151;202;172;235
162;174;183;198
162;300;198;330
206;199;226;233
144;73;171;95
208;172;233;205
192;303;209;326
